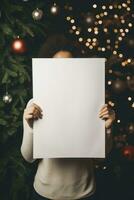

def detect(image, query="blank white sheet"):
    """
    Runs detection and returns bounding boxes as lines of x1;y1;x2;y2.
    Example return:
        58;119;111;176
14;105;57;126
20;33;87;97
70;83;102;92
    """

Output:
32;58;105;158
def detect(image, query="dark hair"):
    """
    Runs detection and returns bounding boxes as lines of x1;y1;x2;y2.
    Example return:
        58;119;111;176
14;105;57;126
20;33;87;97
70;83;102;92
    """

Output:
38;34;81;58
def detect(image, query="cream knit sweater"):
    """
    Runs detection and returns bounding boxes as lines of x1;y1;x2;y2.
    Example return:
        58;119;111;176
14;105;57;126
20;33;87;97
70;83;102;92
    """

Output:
21;99;112;200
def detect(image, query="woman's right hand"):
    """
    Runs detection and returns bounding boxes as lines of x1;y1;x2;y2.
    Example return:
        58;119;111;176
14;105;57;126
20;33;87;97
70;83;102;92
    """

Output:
24;103;43;128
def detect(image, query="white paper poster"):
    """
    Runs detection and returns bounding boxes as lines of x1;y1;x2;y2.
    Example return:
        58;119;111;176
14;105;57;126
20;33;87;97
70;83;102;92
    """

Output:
32;58;105;158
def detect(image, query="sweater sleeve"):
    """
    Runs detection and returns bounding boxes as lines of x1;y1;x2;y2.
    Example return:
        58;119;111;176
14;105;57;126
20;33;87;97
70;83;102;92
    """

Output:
21;98;36;163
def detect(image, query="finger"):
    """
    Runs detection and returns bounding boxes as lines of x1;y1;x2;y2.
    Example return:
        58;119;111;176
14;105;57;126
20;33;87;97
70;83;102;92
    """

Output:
33;103;43;112
33;110;41;119
26;107;43;117
100;104;108;111
99;107;108;113
26;106;36;114
99;111;109;118
25;114;33;120
100;114;109;119
99;109;109;115
34;108;43;118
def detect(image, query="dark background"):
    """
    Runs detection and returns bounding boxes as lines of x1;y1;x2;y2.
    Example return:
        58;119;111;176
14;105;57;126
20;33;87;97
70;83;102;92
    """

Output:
0;0;134;199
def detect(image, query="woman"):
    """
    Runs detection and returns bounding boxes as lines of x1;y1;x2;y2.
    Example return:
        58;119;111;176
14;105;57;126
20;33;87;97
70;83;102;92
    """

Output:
21;34;116;200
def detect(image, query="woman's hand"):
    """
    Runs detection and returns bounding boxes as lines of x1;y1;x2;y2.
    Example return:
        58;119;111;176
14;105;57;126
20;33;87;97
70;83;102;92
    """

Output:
99;104;116;129
24;103;43;128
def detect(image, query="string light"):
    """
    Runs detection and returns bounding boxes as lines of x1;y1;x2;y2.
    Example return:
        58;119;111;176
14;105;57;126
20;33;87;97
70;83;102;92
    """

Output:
66;0;133;60
88;28;92;32
107;39;111;43
128;59;131;64
108;69;113;73
127;76;131;80
113;50;117;55
104;28;108;32
119;53;123;58
108;101;115;107
72;25;76;30
89;45;93;49
93;4;97;8
128;97;132;101
117;119;121;123
109;5;113;9
125;28;129;32
108;80;112;85
98;20;102;24
93;38;97;42
96;14;100;19
78;37;83;42
70;19;75;23
114;14;118;18
85;42;89;47
102;5;106;10
128;23;133;27
104;11;108;16
101;47;106;51
66;16;71;21
75;30;80;35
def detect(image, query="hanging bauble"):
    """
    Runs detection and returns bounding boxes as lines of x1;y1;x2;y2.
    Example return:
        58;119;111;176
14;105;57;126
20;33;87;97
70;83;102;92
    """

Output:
32;8;43;20
112;78;126;93
122;145;134;160
3;92;12;104
11;38;26;53
50;3;59;15
127;76;134;91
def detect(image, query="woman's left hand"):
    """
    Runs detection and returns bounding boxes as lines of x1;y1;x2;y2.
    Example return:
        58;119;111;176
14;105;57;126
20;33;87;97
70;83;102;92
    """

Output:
99;104;116;129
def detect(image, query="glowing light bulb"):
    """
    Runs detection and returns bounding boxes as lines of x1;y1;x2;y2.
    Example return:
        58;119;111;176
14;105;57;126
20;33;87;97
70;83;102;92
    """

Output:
125;29;129;33
113;50;117;55
79;37;83;42
119;53;123;58
75;30;80;35
85;42;89;47
127;59;131;63
98;20;102;24
128;97;132;101
66;16;71;21
128;23;132;27
93;38;97;42
102;47;106;51
102;5;106;10
109;5;113;9
114;14;118;18
89;45;93;49
104;11;108;16
70;19;75;23
87;38;91;42
108;81;112;85
88;28;92;32
93;4;97;8
72;25;76;30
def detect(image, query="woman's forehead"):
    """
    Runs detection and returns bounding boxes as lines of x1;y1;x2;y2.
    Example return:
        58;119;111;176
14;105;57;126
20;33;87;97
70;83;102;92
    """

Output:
53;50;73;58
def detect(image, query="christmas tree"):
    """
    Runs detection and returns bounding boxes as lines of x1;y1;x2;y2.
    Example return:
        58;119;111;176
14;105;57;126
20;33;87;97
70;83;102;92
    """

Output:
0;0;134;199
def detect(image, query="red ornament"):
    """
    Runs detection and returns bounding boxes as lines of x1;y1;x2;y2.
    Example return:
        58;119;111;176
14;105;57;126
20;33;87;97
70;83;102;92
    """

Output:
122;145;134;160
11;38;26;53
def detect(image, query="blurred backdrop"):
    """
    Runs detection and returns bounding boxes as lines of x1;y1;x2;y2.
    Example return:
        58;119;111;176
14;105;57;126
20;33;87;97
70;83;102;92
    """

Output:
0;0;134;200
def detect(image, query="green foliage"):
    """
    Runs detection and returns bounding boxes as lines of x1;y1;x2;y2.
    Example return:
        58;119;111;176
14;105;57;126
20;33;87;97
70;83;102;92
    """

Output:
0;1;46;199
